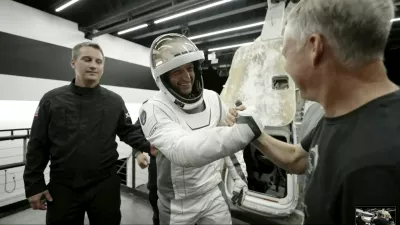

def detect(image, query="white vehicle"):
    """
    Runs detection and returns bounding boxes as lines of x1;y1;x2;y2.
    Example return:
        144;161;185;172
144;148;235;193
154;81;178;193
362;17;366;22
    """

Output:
218;1;323;224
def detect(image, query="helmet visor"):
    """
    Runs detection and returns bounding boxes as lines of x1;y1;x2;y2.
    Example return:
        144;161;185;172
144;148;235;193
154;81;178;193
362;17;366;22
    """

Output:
150;34;204;77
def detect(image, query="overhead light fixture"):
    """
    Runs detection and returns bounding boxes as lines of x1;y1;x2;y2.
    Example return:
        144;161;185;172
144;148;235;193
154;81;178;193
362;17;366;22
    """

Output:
189;21;264;40
391;18;400;22
154;0;234;24
208;42;253;52
118;24;149;35
55;0;80;12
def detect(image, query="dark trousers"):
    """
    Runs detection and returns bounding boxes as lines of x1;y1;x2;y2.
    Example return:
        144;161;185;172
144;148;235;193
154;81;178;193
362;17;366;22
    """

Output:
148;156;159;225
46;173;121;225
149;188;160;225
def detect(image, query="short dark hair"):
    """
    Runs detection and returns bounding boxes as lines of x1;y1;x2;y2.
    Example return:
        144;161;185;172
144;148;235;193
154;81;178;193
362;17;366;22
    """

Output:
72;42;105;60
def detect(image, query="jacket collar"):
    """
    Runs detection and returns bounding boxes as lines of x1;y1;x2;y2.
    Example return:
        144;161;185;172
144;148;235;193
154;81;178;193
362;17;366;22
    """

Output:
69;78;101;95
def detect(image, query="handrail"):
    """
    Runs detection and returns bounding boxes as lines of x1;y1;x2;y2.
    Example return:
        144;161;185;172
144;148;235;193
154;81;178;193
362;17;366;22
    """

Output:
0;128;31;132
0;135;29;142
0;128;130;182
0;162;25;171
0;128;30;142
0;128;132;212
0;128;31;170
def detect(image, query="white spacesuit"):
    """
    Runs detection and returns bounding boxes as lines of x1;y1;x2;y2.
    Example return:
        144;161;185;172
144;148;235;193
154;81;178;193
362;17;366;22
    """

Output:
139;34;261;225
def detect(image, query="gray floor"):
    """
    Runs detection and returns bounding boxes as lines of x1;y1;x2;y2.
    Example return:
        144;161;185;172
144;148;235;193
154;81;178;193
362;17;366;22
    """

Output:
0;191;249;225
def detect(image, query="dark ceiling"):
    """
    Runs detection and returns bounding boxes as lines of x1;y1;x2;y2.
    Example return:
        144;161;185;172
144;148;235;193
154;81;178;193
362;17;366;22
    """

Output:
13;0;271;70
11;0;400;84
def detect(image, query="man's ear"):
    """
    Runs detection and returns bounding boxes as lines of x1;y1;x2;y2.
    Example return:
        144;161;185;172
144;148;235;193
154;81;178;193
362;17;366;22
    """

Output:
71;60;75;69
309;34;324;67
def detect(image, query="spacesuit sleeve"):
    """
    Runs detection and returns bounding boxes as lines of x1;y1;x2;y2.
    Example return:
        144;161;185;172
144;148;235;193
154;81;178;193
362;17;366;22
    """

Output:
139;102;255;168
220;99;248;179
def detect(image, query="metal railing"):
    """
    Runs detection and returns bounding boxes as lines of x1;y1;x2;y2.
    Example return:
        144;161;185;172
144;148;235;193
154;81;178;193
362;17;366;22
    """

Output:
117;154;132;186
0;128;134;213
0;128;132;188
0;128;31;207
0;128;30;171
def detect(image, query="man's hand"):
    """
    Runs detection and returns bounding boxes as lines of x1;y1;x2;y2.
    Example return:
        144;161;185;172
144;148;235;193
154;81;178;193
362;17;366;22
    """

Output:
231;178;248;206
28;190;53;210
136;153;149;169
224;105;247;126
150;145;158;157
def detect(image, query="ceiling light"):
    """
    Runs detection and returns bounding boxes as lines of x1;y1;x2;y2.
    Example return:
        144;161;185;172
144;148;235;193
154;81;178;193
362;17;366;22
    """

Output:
189;21;264;40
154;0;234;24
55;0;80;12
391;18;400;22
118;24;149;35
208;42;253;52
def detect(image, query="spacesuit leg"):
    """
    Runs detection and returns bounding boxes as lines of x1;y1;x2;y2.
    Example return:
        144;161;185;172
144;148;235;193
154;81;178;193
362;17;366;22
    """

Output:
157;194;199;225
196;186;232;225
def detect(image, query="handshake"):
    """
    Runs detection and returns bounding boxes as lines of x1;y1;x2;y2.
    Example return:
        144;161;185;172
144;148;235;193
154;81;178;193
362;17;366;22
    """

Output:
222;100;264;142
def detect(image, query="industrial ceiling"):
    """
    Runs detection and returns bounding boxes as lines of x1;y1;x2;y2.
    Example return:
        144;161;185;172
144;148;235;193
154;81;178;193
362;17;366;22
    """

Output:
13;0;271;70
11;0;400;78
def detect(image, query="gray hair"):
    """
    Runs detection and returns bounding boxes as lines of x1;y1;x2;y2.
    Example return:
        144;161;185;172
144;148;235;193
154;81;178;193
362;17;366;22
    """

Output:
72;42;105;61
286;0;395;69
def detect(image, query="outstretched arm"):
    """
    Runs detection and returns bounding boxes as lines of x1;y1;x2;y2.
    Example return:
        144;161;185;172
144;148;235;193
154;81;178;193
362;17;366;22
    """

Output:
139;102;261;168
252;132;309;174
230;103;311;175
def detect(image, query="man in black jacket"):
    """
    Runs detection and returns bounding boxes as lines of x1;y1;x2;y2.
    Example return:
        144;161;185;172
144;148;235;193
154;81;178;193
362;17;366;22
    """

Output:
23;42;151;225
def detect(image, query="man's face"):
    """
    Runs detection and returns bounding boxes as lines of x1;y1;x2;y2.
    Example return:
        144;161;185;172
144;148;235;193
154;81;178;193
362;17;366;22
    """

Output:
168;63;195;96
282;25;324;100
71;46;104;84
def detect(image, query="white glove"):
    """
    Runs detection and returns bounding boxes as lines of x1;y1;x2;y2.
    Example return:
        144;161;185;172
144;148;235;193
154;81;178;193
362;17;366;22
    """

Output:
231;178;248;206
235;106;264;141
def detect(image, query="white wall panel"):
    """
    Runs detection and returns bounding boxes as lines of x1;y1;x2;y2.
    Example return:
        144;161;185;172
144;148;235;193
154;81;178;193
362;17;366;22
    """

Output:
0;0;150;67
0;74;157;104
0;0;157;206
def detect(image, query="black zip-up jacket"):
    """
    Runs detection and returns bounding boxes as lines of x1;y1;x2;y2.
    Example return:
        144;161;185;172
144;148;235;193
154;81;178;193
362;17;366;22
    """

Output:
23;79;151;198
132;117;157;191
133;117;154;157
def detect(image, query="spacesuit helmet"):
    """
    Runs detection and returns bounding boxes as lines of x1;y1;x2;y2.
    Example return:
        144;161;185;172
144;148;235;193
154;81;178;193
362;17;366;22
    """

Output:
150;33;205;110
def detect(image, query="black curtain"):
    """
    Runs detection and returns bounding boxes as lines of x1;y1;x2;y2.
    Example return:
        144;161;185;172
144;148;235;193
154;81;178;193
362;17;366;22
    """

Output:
202;67;228;94
384;47;400;85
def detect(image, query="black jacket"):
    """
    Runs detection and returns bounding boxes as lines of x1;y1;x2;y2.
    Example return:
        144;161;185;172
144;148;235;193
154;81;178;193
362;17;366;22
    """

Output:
133;117;152;156
132;117;157;190
23;79;150;197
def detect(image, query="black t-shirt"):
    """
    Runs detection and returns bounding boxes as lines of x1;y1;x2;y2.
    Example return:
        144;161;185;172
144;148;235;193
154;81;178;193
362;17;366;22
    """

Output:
300;90;400;224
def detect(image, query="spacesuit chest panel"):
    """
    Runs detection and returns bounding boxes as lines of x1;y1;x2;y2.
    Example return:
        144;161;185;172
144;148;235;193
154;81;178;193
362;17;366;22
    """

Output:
175;91;222;130
152;90;222;130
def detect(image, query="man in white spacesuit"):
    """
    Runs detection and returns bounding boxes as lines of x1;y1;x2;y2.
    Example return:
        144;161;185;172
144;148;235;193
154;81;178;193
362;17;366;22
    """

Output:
139;33;262;225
